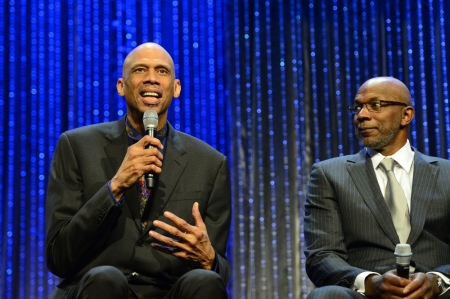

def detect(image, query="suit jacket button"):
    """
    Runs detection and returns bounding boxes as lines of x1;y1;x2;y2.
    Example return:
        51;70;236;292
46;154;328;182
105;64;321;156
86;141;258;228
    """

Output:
137;240;144;247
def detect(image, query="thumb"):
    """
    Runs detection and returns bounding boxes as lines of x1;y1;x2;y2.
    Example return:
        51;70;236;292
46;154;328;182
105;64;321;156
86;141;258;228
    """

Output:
192;202;207;231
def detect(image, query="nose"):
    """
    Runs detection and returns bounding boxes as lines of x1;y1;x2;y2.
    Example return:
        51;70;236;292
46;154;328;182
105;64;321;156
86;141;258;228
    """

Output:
143;69;159;84
355;104;372;122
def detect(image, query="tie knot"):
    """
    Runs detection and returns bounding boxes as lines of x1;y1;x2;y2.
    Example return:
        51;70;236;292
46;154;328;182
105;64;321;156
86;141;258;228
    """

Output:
379;157;395;172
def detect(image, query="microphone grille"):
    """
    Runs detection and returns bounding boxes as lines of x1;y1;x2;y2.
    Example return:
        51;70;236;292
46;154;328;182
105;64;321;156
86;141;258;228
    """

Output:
143;110;158;129
394;244;411;255
394;243;412;265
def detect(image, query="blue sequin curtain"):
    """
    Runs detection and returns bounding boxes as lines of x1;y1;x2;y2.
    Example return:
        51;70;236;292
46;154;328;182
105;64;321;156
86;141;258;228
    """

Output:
0;0;230;298
229;1;450;298
1;1;450;298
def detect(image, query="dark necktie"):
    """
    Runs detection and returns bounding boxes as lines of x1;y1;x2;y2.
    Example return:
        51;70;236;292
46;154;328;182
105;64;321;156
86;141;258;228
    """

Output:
137;175;151;230
136;126;167;230
379;158;411;243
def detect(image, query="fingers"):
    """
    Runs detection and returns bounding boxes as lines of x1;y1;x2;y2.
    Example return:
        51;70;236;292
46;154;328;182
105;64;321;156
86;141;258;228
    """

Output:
148;207;215;269
133;137;164;163
365;270;411;299
151;242;179;254
120;138;164;176
139;151;163;173
137;135;164;151
110;136;164;198
192;202;207;231
149;218;192;258
403;273;435;298
152;217;190;239
156;204;207;236
149;229;187;251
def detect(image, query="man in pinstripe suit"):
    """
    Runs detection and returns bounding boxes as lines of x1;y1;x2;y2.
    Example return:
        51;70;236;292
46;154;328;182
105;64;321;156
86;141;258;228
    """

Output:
304;77;450;299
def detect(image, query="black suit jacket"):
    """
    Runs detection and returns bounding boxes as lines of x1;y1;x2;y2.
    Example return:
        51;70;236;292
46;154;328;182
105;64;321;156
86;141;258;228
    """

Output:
45;117;231;298
304;148;450;288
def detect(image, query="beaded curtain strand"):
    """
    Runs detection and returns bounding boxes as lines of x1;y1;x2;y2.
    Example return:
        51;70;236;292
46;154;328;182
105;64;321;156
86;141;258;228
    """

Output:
439;0;450;155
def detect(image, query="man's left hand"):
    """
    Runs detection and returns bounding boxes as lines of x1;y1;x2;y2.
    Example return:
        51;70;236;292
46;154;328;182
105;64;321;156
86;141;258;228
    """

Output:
402;272;440;299
149;202;216;270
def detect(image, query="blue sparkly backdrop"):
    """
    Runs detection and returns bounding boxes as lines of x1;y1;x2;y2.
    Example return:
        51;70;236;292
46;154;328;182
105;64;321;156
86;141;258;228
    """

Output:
1;1;450;298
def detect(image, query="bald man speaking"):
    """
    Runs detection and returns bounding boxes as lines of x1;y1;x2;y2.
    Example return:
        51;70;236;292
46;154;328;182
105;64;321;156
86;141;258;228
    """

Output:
45;43;231;299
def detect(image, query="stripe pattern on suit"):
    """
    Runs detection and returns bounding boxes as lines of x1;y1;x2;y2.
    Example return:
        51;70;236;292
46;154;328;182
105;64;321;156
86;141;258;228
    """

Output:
304;148;450;289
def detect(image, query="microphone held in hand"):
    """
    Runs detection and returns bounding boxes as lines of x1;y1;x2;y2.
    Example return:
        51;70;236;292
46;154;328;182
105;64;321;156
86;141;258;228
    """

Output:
394;243;412;279
142;110;159;188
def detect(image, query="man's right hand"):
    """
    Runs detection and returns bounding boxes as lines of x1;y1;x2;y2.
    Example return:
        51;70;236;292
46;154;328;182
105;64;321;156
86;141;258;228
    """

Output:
364;270;410;299
110;135;163;200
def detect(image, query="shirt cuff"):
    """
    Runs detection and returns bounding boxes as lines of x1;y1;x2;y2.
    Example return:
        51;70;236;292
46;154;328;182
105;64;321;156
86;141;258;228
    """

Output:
352;272;380;294
211;251;219;273
107;181;125;207
429;272;450;295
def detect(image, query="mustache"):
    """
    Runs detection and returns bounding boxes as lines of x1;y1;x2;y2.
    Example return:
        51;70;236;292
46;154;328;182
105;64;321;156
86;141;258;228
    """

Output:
357;124;377;130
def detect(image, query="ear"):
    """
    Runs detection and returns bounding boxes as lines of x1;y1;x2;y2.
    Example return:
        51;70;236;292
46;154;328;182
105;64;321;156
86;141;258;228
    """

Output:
116;78;125;96
173;79;181;98
401;106;415;126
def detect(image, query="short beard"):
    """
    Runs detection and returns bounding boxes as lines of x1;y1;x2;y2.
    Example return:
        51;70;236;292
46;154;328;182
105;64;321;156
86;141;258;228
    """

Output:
355;119;401;150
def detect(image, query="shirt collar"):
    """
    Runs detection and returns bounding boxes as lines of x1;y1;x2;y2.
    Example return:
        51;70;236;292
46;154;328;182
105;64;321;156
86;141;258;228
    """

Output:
125;115;168;142
366;139;415;173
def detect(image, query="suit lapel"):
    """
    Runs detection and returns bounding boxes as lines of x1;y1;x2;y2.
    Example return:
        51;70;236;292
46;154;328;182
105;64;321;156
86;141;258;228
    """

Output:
144;124;188;233
103;117;142;231
407;151;439;244
347;150;400;245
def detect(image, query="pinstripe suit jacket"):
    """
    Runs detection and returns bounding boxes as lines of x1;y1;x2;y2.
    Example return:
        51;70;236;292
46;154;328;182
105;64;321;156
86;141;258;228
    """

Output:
304;148;450;288
45;117;231;298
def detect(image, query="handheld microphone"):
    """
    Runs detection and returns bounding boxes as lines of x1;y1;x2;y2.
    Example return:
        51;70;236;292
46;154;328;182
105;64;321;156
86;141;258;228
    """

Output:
142;110;159;188
394;243;412;279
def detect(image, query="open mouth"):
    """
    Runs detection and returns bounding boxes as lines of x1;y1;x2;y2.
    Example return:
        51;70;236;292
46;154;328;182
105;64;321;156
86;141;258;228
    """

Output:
140;91;162;105
141;91;161;98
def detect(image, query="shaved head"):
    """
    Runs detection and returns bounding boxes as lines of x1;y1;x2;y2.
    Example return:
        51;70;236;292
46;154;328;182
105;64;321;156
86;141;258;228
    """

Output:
359;77;412;106
122;43;176;79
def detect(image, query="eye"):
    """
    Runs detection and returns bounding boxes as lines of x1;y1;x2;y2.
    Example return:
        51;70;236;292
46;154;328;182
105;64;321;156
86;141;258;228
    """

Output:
134;67;146;73
370;101;382;110
157;68;169;75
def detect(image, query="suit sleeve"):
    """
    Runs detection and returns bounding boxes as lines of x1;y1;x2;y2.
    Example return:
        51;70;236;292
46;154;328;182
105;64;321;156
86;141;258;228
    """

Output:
45;133;122;278
303;163;364;287
411;156;450;277
203;155;231;283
